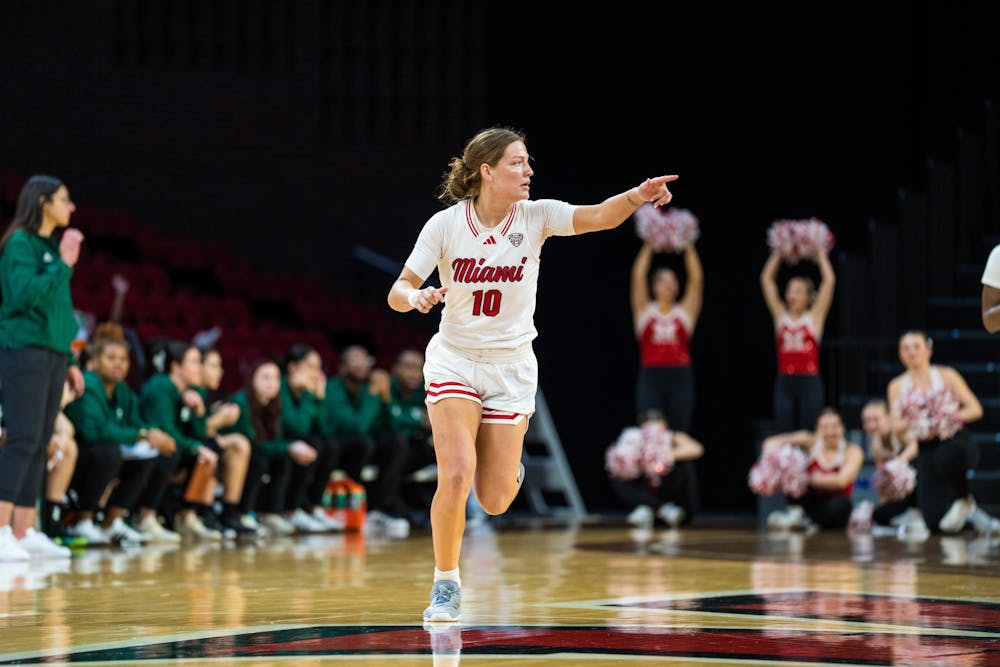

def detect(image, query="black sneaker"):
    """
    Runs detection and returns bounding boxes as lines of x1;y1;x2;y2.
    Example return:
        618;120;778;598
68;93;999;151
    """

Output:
201;510;236;540
221;513;259;536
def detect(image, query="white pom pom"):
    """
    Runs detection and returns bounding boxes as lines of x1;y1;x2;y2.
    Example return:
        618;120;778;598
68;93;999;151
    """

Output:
872;458;916;501
606;422;676;484
766;218;834;263
635;204;700;253
748;443;810;498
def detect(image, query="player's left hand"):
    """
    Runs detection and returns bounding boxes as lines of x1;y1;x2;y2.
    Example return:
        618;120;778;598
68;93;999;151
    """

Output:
637;175;678;208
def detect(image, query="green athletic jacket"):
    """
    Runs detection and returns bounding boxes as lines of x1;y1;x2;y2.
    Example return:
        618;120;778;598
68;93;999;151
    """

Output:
323;376;383;437
64;370;150;446
220;389;293;457
279;377;324;439
138;373;203;455
0;230;78;359
383;376;428;439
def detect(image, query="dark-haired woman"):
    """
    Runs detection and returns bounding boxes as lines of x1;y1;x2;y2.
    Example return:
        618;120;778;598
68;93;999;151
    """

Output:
196;348;253;537
762;407;864;531
136;340;219;542
222;359;318;536
64;338;177;544
0;175;84;561
760;248;835;433
279;344;342;532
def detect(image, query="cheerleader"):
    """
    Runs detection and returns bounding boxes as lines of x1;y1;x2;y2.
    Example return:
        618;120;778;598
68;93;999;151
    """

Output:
760;248;835;433
888;331;985;534
612;409;704;528
859;399;919;530
631;240;703;433
762;407;864;530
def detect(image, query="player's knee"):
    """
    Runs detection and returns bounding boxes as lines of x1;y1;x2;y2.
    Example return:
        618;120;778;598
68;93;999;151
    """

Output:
475;488;514;516
438;461;475;497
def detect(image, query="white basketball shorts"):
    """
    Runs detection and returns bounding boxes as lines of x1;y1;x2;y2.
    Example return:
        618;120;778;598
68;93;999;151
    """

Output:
423;333;537;425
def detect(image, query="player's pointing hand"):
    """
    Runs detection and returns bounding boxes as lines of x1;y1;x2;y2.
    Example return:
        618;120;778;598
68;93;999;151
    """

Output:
637;175;678;208
407;286;449;314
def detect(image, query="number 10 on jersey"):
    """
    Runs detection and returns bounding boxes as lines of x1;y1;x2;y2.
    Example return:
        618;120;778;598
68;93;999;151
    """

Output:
471;289;502;317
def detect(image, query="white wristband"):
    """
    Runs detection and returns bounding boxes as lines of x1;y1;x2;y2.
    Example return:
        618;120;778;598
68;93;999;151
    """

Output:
407;290;422;308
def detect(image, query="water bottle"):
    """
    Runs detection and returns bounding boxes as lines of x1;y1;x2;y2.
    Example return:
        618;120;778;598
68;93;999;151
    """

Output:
345;478;367;532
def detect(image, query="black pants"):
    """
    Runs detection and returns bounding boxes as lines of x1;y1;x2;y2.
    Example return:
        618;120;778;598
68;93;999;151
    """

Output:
71;442;156;513
366;431;417;514
286;435;342;511
335;433;375;484
915;432;979;530
0;347;67;506
398;434;438;516
242;448;295;515
636;365;695;432
799;491;852;529
135;449;182;514
610;460;700;525
773;373;824;433
873;493;917;526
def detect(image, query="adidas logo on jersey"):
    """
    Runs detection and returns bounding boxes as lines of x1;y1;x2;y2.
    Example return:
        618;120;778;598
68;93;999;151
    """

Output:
482;236;497;245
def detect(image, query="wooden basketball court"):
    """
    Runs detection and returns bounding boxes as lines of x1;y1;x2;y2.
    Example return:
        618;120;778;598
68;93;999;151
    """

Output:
2;520;999;665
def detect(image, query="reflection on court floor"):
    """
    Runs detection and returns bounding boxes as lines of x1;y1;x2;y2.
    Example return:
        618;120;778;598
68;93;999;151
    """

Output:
1;524;998;665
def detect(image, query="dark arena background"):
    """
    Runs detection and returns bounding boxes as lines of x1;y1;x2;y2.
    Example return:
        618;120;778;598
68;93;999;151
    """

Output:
2;2;1000;665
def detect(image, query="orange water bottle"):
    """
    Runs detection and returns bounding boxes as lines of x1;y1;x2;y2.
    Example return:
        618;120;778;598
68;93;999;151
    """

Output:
328;479;347;527
345;478;367;532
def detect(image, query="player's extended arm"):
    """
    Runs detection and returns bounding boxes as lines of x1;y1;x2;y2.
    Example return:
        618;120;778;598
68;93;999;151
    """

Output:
572;176;678;235
983;284;1000;333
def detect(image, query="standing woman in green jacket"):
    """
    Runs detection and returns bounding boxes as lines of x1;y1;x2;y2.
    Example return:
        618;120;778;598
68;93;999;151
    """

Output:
0;175;85;561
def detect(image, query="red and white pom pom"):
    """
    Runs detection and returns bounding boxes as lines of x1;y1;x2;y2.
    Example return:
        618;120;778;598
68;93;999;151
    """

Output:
766;218;834;263
605;427;644;481
748;443;809;498
897;387;964;441
928;388;964;440
640;421;675;486
848;499;874;532
872;458;916;502
774;443;810;498
606;422;676;484
635;204;700;253
748;459;781;496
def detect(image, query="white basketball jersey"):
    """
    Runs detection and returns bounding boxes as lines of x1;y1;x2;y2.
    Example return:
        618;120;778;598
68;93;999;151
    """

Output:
404;198;576;350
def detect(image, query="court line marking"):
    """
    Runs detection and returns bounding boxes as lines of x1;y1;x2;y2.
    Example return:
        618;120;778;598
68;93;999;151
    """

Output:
0;624;316;663
0;622;985;667
541;587;1000;638
0;657;880;666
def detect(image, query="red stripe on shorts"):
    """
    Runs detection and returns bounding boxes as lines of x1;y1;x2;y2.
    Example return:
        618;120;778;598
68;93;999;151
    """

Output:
427;389;482;401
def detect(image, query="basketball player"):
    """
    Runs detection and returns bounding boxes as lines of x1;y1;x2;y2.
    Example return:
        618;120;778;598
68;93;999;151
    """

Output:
388;126;677;623
981;242;1000;333
760;248;836;433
